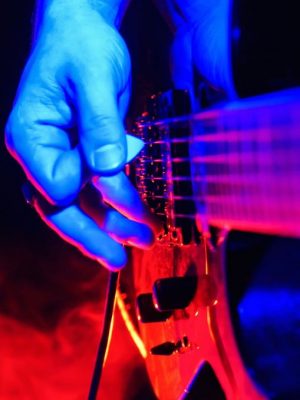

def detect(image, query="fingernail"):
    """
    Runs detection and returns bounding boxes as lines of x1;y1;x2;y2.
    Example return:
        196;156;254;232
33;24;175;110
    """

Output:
91;143;126;174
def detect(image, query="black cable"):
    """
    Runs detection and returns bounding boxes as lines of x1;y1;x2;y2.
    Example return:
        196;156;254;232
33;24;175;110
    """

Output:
88;271;119;400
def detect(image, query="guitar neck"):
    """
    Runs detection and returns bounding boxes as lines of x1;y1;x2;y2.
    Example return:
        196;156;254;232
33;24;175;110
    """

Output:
134;88;300;239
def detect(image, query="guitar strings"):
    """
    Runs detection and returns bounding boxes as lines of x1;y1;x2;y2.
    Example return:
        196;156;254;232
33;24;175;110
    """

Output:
132;90;300;236
139;131;300;146
135;152;299;163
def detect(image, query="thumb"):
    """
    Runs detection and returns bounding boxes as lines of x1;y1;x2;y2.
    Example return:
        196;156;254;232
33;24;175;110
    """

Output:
75;70;127;176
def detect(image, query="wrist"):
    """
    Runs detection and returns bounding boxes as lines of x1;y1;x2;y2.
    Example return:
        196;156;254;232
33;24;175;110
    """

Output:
35;0;128;37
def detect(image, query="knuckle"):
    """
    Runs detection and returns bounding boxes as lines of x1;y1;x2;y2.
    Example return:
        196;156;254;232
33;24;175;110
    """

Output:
44;180;77;207
85;114;119;133
83;114;123;149
5;106;34;154
5;112;19;152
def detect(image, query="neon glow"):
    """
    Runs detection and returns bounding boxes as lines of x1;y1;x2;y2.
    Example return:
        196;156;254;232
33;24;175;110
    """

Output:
116;290;147;359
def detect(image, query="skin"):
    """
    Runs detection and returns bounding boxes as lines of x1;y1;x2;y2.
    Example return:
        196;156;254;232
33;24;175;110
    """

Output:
5;0;232;270
5;0;157;271
156;0;236;98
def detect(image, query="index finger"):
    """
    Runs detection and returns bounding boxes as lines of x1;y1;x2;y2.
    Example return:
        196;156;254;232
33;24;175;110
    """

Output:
6;106;83;206
92;172;161;234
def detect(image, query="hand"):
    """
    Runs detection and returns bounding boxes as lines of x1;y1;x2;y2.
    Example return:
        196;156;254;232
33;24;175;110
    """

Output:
5;3;156;270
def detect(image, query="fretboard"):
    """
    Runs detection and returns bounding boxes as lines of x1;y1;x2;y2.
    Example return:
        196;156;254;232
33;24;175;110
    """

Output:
134;88;300;239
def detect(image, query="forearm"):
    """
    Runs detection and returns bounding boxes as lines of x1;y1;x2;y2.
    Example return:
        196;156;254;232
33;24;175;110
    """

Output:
153;0;192;32
156;0;235;96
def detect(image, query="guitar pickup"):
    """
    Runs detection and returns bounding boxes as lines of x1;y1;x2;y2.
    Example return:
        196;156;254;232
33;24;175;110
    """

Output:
136;293;172;323
153;277;198;311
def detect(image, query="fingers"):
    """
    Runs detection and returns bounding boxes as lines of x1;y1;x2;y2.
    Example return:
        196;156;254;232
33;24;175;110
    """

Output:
103;210;155;250
93;172;161;234
40;203;127;271
79;184;155;250
27;183;154;271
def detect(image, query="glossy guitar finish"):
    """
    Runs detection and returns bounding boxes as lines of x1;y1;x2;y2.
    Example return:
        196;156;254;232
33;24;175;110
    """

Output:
131;236;266;399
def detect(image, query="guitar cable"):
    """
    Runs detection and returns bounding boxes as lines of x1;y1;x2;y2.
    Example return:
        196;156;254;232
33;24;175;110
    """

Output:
88;271;119;400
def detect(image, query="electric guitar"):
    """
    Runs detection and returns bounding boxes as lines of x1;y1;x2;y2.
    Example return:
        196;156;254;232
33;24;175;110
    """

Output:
118;87;300;400
117;0;300;398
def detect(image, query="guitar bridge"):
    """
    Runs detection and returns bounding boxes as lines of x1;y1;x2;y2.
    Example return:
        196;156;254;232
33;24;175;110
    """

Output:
133;90;200;245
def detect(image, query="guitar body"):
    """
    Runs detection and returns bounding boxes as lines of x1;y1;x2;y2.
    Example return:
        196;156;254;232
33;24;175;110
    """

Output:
130;235;265;400
127;231;300;399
